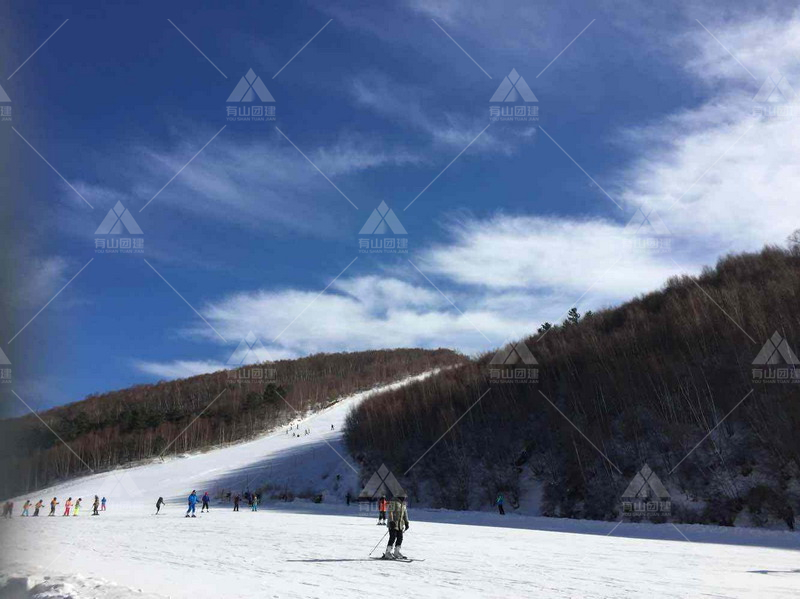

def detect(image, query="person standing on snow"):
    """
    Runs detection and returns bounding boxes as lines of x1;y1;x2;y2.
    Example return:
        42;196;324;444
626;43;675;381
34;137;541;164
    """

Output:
496;493;505;515
63;498;72;516
186;490;198;518
73;498;82;516
33;500;43;517
92;496;100;516
201;492;211;512
21;500;31;517
233;495;240;512
49;498;59;516
377;495;387;525
101;497;106;511
383;495;410;560
251;493;259;512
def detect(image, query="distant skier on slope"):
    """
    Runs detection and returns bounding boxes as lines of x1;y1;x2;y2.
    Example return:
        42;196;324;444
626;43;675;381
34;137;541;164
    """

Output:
155;497;164;515
101;497;107;511
92;496;100;516
496;493;505;515
63;498;72;516
201;492;211;512
33;500;43;517
21;500;31;517
186;490;198;518
377;496;387;525
49;498;59;516
233;495;240;512
383;495;410;560
251;493;259;511
73;498;82;516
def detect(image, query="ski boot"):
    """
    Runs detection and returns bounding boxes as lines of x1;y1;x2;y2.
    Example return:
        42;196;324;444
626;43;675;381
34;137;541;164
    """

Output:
383;546;395;560
393;546;406;560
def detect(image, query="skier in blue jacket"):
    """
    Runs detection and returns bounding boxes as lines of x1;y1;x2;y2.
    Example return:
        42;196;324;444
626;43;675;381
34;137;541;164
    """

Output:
186;490;198;518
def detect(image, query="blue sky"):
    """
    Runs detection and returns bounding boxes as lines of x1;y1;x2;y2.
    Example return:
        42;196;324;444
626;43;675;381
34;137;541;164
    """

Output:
3;1;800;413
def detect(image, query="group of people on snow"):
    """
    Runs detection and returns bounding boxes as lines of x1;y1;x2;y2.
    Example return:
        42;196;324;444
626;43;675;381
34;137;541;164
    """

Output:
7;496;106;518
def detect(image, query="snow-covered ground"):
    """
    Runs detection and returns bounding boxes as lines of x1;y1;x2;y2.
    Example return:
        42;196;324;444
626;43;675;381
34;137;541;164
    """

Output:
2;371;798;598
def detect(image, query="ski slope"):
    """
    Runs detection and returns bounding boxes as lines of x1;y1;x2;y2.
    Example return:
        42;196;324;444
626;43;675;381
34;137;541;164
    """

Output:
2;370;799;598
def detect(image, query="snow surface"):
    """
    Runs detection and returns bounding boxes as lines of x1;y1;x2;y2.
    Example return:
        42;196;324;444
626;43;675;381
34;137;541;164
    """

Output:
2;370;799;598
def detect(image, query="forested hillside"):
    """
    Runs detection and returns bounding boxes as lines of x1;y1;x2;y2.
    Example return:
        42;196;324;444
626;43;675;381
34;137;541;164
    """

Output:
1;348;464;498
345;246;800;529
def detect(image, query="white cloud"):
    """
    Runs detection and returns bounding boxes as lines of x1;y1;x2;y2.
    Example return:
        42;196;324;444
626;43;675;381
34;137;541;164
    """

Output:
350;73;519;153
135;360;229;380
618;15;800;256
12;255;70;308
420;214;683;298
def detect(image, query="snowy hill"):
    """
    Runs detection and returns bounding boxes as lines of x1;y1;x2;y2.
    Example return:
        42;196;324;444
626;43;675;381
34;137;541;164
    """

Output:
1;370;798;598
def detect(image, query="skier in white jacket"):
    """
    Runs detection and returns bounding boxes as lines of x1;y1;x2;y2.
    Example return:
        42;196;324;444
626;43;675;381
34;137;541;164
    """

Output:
383;495;410;559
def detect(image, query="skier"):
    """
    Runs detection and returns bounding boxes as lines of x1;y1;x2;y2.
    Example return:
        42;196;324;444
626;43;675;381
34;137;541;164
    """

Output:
33;500;43;517
101;497;107;511
233;495;240;512
22;500;31;517
2;502;12;518
496;493;505;515
186;490;198;518
92;496;100;516
346;492;351;506
331;424;334;431
63;498;72;516
201;492;210;512
49;498;59;516
155;497;164;515
383;494;410;560
251;493;259;512
377;495;387;525
73;498;82;516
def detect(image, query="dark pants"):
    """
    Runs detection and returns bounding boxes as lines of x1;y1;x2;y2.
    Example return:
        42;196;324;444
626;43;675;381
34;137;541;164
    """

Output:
388;524;404;548
33;508;40;517
233;503;239;511
156;505;161;514
93;506;99;515
498;504;505;515
201;502;209;512
378;510;386;522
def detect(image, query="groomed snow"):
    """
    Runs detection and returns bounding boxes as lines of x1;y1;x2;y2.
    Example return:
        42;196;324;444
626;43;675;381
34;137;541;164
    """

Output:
2;370;798;598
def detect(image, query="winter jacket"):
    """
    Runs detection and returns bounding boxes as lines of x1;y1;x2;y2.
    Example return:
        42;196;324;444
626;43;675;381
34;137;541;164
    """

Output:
496;494;504;505
188;493;198;506
202;494;210;504
387;499;409;530
378;498;387;512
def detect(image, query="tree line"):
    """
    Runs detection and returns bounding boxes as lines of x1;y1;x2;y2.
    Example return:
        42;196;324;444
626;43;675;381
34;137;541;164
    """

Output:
1;348;464;499
345;245;800;529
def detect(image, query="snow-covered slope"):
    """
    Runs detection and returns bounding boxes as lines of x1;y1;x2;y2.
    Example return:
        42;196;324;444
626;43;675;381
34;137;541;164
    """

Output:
2;369;798;598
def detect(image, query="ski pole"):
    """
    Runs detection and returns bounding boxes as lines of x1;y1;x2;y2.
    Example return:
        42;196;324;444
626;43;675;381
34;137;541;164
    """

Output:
368;530;390;556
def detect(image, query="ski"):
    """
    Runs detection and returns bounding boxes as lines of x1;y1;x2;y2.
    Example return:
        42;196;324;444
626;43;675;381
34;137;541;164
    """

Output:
370;557;424;562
